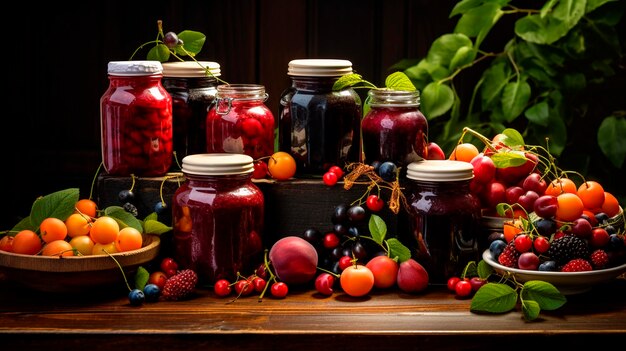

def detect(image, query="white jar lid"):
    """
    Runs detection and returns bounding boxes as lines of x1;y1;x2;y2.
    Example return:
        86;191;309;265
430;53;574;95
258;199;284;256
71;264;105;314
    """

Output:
182;153;254;175
107;61;163;76
288;59;353;77
162;61;221;77
406;160;474;182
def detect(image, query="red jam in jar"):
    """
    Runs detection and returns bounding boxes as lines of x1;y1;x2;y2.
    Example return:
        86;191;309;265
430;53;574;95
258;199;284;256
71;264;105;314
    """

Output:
403;160;481;284
361;89;428;169
171;153;264;284
206;84;275;160
279;59;362;176
100;61;173;176
162;61;221;161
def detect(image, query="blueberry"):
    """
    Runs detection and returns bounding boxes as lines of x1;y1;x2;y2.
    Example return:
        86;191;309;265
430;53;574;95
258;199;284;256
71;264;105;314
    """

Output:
609;234;624;250
533;218;557;236
605;225;617;235
118;189;135;203
538;260;557;272
128;288;145;306
370;160;381;173
154;201;167;215
347;226;360;238
595;212;610;224
143;284;161;302
378;161;397;181
489;239;507;260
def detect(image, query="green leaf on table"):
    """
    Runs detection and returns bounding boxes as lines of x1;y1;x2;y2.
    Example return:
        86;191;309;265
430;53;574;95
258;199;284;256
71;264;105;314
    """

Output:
105;206;143;233
521;280;567;310
176;30;206;56
368;214;387;244
490;150;528;168
385;72;416;91
421;82;454;119
470;282;518;313
598;115;626;168
30;188;80;228
386;238;411;263
134;266;150;291
521;299;541;321
144;219;172;235
501;80;531;123
147;43;170;62
524;101;550;127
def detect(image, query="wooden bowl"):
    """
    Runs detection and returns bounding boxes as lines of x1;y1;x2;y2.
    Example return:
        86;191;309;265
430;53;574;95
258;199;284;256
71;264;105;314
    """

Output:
0;234;160;293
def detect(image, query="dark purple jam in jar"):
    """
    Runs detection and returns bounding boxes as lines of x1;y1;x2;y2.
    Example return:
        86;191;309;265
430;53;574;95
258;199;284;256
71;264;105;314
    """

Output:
279;59;362;176
403;160;481;284
361;89;427;169
171;153;264;284
162;61;220;162
206;84;275;160
100;61;173;176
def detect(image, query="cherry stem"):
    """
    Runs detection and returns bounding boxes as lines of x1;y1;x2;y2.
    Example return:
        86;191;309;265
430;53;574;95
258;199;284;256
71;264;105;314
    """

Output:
104;249;132;292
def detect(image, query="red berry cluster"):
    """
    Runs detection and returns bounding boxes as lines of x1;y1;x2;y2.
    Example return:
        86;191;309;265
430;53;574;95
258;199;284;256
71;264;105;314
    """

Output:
212;263;290;300
446;276;487;298
322;165;344;186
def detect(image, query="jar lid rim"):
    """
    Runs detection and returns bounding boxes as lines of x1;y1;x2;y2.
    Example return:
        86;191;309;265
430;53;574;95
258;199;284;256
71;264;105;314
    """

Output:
107;61;163;76
182;153;254;175
162;61;221;77
406;160;474;181
288;59;353;77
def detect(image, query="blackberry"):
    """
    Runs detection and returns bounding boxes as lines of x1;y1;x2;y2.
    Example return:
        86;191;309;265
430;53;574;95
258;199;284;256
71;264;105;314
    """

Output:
123;202;139;217
546;235;589;266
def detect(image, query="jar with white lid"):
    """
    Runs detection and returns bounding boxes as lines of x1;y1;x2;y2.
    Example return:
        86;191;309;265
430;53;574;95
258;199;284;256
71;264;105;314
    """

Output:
278;59;362;176
403;160;481;284
100;60;173;176
162;61;221;161
171;153;264;284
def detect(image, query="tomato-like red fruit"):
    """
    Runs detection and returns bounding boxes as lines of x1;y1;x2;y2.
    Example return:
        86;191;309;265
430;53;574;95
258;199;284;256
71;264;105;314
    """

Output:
365;255;399;289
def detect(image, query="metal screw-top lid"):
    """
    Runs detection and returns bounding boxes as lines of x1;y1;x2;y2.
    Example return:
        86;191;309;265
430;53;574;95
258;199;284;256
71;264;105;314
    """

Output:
162;61;221;78
181;153;254;176
407;160;474;182
287;59;353;77
107;61;163;76
368;88;420;107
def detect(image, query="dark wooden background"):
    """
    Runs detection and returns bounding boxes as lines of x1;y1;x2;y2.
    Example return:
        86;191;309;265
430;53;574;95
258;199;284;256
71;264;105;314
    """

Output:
1;0;624;230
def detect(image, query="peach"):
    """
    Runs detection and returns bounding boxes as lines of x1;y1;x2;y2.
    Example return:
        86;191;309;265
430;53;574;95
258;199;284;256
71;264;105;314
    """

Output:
397;258;429;293
269;236;318;284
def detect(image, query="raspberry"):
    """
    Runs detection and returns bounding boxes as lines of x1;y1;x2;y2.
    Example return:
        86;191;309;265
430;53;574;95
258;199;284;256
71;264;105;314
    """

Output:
498;242;519;268
161;269;198;301
560;258;593;272
590;249;609;269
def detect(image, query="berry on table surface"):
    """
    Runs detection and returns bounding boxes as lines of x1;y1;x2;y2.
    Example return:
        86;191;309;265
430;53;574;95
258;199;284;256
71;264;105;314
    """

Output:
161;269;198;301
128;289;145;306
143;284;161;302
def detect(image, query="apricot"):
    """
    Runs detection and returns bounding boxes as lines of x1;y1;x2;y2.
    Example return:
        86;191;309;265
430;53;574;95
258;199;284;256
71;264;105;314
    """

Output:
269;236;318;284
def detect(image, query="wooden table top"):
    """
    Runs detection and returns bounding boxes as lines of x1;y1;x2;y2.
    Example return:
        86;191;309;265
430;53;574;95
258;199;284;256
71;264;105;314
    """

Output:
2;276;626;351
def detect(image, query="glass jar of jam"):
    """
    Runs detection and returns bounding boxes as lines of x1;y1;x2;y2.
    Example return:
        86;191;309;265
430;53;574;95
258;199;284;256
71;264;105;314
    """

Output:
361;89;428;170
171;153;265;284
162;61;221;162
206;84;275;160
278;59;362;176
403;160;481;284
100;60;173;176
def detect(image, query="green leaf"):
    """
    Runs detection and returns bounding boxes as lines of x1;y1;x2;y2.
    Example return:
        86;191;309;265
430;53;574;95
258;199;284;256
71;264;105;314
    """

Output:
385;72;416;91
368;214;387;244
454;3;503;46
421;82;454;119
332;73;375;91
30;188;80;229
176;30;206;56
480;62;509;109
386;238;411;263
490;150;528;168
477;259;494;279
541;0;559;17
9;216;36;235
388;58;421;71
500;80;531;123
427;33;473;68
450;0;510;17
449;46;476;71
521;280;567;311
521;299;541;321
144;219;173;235
461;261;478;278
404;60;434;89
524;101;550;127
598;115;626;168
104;206;144;233
134;266;150;291
587;0;618;13
144;212;158;222
514;0;586;45
147;43;171;62
470;282;518;313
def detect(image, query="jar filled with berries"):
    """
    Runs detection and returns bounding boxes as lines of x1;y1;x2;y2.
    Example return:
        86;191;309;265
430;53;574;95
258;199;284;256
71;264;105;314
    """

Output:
162;61;221;162
206;84;275;160
171;153;265;285
100;60;173;176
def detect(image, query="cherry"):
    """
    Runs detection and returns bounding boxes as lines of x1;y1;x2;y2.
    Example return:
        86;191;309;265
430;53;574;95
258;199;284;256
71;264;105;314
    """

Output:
505;186;525;205
426;142;446;160
315;273;336;296
252;277;267;293
323;171;338;186
469;277;487;292
270;282;289;298
570;217;593;238
483;181;506;208
252;160;268;179
590;228;610;247
447;276;461;292
513;234;533;253
214;279;232;297
323;232;340;249
533;236;550;254
517;252;540;270
470;153;496;184
235;279;254;296
454;279;473;297
160;257;179;277
347;205;367;223
338;255;353;271
533;195;558;218
517;190;539;212
163;32;180;48
522;173;547;195
365;194;384;212
328;165;344;179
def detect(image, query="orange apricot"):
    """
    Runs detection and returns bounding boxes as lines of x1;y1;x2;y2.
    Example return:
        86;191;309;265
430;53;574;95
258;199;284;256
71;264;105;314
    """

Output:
12;230;42;255
40;217;68;243
42;240;75;257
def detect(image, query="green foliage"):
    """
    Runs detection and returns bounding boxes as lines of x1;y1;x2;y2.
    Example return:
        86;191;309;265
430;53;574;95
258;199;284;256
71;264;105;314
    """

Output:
399;0;625;169
134;266;150;291
9;188;80;234
367;214;411;263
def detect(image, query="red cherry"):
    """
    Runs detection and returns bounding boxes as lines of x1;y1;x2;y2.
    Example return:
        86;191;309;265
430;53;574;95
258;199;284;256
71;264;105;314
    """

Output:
365;194;385;212
270;282;289;298
323;172;338;186
328;165;344;179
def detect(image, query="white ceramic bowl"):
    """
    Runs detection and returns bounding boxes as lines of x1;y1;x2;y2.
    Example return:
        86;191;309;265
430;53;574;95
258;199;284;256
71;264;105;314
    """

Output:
482;249;626;295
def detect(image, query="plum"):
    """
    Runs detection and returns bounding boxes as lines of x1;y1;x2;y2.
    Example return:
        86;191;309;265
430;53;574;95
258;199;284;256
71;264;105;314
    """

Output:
396;258;429;293
269;236;318;284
